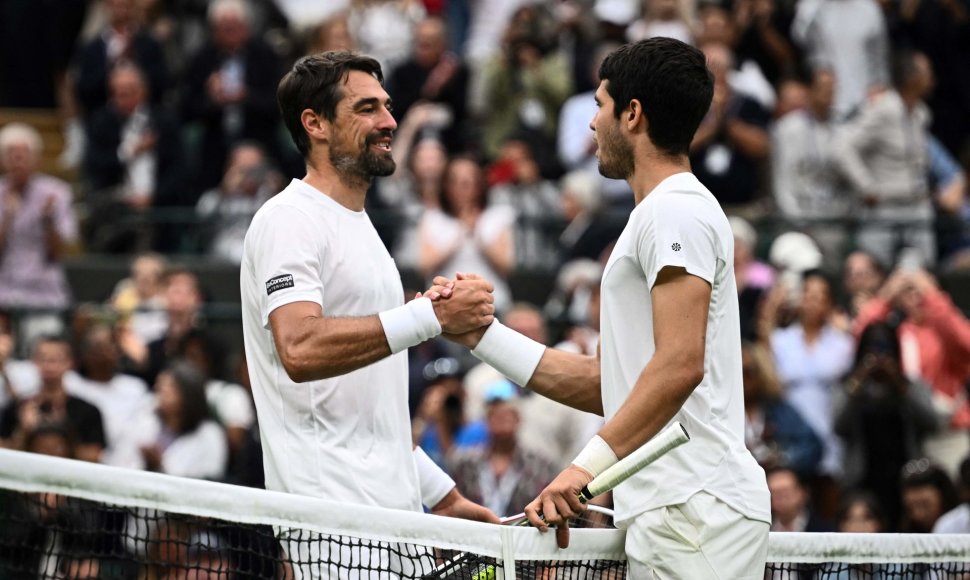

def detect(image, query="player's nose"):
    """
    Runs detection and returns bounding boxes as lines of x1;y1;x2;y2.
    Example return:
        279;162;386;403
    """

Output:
378;107;397;131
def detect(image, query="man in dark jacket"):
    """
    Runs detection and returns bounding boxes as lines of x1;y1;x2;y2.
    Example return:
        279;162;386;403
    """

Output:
180;0;284;193
74;0;168;116
83;63;183;251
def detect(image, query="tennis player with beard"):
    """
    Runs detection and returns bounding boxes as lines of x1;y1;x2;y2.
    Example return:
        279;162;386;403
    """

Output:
437;38;771;577
240;52;499;576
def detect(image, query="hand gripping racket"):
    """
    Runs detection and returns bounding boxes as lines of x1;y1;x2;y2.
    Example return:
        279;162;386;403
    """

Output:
422;422;690;579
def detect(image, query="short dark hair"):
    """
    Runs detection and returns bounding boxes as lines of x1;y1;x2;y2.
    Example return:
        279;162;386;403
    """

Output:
164;359;211;435
277;51;384;158
598;38;714;156
802;268;835;299
836;491;885;529
855;321;901;367
890;49;923;90
31;334;73;359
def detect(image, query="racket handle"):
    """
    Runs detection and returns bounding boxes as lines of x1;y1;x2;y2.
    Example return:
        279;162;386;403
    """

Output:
578;486;594;503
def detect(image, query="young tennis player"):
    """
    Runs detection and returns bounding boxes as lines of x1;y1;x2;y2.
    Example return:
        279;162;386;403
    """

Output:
438;38;771;577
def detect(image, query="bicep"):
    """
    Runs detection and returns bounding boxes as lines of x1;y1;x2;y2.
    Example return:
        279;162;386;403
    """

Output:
268;301;323;355
250;207;327;326
651;267;712;365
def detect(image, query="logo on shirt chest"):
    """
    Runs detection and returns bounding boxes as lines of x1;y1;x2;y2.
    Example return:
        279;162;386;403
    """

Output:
266;274;295;296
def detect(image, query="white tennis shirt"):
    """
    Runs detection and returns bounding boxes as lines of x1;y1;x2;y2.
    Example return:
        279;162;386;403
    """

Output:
241;179;422;512
599;173;771;527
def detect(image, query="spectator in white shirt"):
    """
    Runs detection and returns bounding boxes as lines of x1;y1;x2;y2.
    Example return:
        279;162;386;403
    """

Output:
68;324;154;470
140;360;228;480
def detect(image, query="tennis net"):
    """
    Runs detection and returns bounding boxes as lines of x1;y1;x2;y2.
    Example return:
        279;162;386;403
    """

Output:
1;449;969;579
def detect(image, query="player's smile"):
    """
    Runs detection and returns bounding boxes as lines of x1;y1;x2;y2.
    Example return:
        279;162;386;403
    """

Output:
367;133;392;153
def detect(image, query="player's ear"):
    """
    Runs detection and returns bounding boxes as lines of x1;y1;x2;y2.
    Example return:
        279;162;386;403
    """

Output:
301;109;329;144
625;99;645;133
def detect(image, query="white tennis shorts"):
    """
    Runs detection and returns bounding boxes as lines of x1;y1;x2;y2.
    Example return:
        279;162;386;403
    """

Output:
625;491;769;579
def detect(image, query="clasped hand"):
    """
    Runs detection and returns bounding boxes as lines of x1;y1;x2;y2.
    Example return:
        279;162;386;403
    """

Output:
418;272;495;335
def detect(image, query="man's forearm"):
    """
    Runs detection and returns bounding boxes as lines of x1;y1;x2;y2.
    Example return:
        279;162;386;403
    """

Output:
598;353;700;459
527;348;603;415
43;220;66;262
273;314;393;382
455;322;603;414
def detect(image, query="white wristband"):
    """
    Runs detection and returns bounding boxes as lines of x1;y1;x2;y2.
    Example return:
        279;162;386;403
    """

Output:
572;435;618;478
378;297;442;354
414;446;455;508
470;321;546;387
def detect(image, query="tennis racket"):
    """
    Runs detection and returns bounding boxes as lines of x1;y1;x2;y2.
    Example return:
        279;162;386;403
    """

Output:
421;422;690;579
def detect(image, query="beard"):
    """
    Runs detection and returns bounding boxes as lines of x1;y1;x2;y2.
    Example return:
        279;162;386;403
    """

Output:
596;122;635;180
330;131;397;185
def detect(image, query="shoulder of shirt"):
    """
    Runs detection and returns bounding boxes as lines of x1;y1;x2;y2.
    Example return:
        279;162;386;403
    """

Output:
774;110;811;132
68;394;102;412
771;325;800;341
447;444;487;463
31;173;72;193
116;373;150;392
638;178;720;218
251;183;320;223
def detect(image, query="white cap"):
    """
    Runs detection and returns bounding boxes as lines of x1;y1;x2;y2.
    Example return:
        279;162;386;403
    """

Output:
769;231;823;273
729;216;757;251
594;0;639;25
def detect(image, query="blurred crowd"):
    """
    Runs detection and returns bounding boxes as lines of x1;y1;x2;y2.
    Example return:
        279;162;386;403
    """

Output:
0;0;968;550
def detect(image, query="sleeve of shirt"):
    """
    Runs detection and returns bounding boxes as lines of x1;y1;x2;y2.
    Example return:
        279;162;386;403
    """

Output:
635;196;720;289
0;403;17;438
249;204;327;328
831;102;883;195
477;205;515;245
53;182;78;243
770;118;800;217
75;399;106;447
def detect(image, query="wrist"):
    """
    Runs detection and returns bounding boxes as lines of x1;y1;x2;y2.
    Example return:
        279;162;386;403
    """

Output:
449;324;489;349
379;297;442;354
571;435;618;479
470;320;545;387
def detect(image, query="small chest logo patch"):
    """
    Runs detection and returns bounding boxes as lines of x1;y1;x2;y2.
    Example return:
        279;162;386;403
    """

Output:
671;243;682;252
266;274;295;296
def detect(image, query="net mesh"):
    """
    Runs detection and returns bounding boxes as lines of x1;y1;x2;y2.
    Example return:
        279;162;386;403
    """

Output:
1;449;969;579
0;488;627;579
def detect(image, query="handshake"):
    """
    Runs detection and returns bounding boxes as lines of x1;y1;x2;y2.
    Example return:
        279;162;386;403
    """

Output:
418;272;495;347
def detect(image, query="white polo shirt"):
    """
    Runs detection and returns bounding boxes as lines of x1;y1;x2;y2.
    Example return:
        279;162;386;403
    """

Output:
241;179;421;512
599;173;770;526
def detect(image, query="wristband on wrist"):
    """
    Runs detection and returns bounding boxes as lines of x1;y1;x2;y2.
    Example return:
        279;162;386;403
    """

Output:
571;435;618;479
470;321;545;387
378;297;442;354
413;446;455;508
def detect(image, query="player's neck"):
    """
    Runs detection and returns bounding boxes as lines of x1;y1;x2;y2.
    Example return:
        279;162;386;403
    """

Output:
628;153;691;205
304;163;369;212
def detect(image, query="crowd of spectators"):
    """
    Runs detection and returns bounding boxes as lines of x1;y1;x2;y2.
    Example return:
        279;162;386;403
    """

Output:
0;0;969;550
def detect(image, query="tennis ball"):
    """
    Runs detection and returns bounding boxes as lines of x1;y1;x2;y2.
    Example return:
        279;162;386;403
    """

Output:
471;564;496;580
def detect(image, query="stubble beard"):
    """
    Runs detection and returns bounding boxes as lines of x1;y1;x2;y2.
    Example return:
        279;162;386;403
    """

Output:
330;133;397;189
596;122;635;181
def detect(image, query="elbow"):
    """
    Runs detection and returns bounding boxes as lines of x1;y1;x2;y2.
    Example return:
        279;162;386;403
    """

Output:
657;348;705;391
279;345;314;383
682;365;705;391
673;355;706;392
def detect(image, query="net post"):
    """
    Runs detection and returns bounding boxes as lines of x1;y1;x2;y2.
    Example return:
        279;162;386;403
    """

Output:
500;525;517;580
